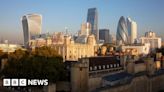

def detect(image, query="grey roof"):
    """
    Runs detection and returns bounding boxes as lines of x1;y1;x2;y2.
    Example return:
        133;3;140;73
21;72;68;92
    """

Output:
103;72;132;82
89;56;120;67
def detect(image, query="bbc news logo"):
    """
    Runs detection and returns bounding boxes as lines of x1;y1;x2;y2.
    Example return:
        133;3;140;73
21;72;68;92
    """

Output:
3;79;48;86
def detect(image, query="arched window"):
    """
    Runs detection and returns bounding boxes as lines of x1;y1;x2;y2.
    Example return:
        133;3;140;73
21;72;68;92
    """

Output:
114;64;116;67
94;66;97;70
103;65;105;69
90;67;92;71
110;64;113;68
117;64;120;67
107;65;109;68
99;65;101;70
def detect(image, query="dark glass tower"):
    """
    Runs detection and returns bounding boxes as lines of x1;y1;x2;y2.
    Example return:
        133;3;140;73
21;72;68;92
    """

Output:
99;29;110;43
87;8;98;43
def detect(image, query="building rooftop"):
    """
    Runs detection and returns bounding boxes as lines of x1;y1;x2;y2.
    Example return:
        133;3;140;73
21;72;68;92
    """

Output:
103;72;132;82
89;56;120;67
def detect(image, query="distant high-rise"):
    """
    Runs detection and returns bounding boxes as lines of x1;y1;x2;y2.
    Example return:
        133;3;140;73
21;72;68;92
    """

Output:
78;22;91;36
99;29;110;43
22;14;42;48
116;16;129;45
127;17;137;44
87;8;98;43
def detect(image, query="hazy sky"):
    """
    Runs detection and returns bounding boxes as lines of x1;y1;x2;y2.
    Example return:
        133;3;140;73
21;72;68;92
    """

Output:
0;0;164;44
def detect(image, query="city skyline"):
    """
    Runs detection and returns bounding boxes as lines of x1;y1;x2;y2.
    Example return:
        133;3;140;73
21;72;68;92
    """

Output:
0;0;164;44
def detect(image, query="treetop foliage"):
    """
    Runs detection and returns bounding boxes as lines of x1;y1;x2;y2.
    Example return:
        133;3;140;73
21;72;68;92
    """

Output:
0;46;66;83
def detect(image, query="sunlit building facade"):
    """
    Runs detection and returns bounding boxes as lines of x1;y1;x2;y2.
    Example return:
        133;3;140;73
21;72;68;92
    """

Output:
139;31;161;51
53;35;97;61
52;32;65;44
121;43;150;55
127;17;137;44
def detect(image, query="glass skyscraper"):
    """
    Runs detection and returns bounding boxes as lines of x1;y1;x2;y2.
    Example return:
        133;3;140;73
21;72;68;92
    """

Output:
116;16;129;45
99;29;110;43
87;8;98;43
22;14;42;48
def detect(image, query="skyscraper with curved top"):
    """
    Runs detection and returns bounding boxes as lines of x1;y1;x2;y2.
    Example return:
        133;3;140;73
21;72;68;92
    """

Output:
22;14;42;48
116;16;129;45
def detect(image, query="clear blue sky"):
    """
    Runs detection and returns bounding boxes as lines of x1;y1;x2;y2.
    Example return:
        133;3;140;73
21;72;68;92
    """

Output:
0;0;164;44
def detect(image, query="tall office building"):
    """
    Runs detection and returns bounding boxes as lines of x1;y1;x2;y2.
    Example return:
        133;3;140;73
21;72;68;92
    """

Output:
87;8;98;43
127;17;137;44
99;29;110;43
22;14;42;48
116;16;129;45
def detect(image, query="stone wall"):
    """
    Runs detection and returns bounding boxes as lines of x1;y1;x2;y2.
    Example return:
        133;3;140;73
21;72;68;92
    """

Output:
95;74;164;92
132;76;148;92
89;77;102;92
150;75;164;92
71;63;89;92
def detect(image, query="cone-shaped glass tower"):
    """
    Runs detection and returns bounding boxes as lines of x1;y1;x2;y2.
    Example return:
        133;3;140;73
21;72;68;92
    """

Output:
116;16;129;45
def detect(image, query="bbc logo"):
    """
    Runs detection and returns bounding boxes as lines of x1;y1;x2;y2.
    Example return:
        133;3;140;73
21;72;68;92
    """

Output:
3;79;27;86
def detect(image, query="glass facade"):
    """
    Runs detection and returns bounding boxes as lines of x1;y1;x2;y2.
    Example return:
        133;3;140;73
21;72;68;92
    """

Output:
87;8;98;42
116;16;129;45
22;14;42;48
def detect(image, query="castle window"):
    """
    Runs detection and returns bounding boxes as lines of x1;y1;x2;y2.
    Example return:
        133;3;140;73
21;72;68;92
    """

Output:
114;64;116;67
90;67;92;71
66;66;70;69
99;65;101;70
110;64;113;68
117;64;120;67
94;66;97;70
103;65;105;69
79;67;82;71
107;65;109;68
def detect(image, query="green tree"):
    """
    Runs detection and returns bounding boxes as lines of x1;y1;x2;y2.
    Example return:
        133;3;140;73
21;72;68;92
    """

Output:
1;46;66;83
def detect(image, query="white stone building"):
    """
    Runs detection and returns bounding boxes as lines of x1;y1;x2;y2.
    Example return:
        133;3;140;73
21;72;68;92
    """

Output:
139;31;161;51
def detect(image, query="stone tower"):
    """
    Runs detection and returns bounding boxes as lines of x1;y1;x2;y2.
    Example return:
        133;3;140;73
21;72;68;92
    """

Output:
71;58;89;92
